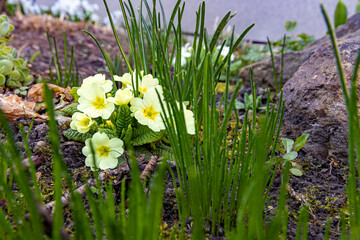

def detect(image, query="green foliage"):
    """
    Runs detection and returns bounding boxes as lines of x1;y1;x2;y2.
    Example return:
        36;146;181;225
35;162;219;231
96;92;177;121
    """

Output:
235;92;267;111
0;14;34;89
278;134;309;176
115;104;132;136
47;32;79;87
98;127;117;139
132;124;165;146
334;0;347;28
63;128;93;142
285;21;297;32
57;103;79;117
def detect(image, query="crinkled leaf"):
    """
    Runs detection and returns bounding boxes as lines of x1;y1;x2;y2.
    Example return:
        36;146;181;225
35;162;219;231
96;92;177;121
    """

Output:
58;103;79;117
63;128;93;142
132;124;165;146
290;168;303;176
281;138;294;153
293;133;309;152
116;104;132;136
154;143;174;161
283;151;298;161
98;127;118;139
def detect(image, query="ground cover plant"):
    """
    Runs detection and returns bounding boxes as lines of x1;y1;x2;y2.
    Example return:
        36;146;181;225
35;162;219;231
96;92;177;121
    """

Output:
0;0;360;239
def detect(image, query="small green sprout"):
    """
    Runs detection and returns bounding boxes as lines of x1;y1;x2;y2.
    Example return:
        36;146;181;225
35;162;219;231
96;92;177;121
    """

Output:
14;86;29;96
277;133;310;176
235;92;267;111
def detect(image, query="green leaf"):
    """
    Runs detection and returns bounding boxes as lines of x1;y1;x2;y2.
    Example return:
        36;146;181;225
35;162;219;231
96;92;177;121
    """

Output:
63;129;93;143
285;21;297;32
116;105;132;136
70;87;80;102
283;151;298;161
98;128;118;139
58;103;79;117
234;100;245;110
281;138;294;153
293;133;309;152
290;168;303;176
154;143;174;161
132;124;165;146
334;0;347;28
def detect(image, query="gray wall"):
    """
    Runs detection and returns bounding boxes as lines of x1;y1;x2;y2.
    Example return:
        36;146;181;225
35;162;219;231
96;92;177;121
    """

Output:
36;0;357;41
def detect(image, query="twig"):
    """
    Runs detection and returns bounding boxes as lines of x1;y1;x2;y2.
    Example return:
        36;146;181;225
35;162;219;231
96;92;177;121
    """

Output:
140;155;159;184
287;184;317;220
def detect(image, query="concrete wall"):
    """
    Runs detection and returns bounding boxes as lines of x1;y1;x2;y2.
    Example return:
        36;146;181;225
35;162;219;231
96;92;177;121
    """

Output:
35;0;358;41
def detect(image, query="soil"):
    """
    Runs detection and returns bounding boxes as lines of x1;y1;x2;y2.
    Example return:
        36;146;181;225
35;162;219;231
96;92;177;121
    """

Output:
1;14;349;239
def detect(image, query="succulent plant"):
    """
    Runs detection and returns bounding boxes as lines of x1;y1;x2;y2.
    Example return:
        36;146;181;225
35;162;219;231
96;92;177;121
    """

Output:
0;14;34;89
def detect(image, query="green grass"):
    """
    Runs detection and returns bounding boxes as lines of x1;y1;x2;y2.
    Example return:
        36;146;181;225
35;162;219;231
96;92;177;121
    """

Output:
1;0;360;239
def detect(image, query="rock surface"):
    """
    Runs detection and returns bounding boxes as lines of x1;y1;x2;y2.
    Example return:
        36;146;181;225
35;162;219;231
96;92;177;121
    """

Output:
239;12;360;89
281;16;360;161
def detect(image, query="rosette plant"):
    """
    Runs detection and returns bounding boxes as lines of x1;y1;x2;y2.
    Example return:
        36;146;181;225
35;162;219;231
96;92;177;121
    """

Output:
0;14;34;88
62;72;195;170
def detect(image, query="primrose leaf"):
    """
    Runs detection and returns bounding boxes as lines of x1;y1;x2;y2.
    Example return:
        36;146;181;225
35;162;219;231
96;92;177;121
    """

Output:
116;104;132;136
132;124;165;146
293;133;309;152
283;151;298;161
63;128;93;143
98;128;117;139
154;143;174;161
58;103;79;117
281;138;294;153
290;168;303;176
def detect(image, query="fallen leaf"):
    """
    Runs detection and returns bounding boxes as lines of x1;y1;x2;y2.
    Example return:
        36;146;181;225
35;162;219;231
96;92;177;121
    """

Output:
27;83;71;103
0;94;47;121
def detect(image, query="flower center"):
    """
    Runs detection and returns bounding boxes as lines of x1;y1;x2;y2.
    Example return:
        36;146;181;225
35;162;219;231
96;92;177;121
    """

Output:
143;105;159;120
139;86;147;93
80;118;90;127
92;96;106;110
97;145;111;158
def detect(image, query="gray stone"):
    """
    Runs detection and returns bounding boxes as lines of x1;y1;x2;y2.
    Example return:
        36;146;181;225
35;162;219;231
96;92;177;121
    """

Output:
239;12;360;89
281;29;360;161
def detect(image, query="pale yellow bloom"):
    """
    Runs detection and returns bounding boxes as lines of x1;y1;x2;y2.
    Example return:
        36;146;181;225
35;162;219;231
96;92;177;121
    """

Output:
107;88;134;106
82;132;124;170
130;87;165;132
77;82;115;119
78;74;113;96
164;101;195;135
70;112;94;133
114;71;143;89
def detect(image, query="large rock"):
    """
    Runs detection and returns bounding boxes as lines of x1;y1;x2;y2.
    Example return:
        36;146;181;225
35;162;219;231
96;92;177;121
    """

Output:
281;28;360;161
239;12;360;89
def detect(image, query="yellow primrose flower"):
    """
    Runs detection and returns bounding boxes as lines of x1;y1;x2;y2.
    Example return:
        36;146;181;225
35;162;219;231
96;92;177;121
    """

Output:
107;88;134;105
130;87;165;132
77;82;115;119
164;101;195;135
137;74;160;94
70;112;94;133
114;71;143;89
78;74;113;96
82;132;124;170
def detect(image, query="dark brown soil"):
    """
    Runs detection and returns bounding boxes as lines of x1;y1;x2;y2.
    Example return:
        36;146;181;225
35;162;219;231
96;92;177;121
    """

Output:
1;14;349;239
